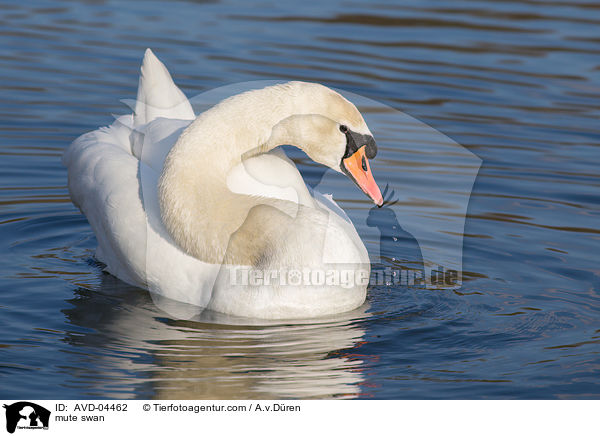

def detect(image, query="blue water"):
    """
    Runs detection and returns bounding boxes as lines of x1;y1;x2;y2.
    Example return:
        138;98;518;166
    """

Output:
1;0;599;399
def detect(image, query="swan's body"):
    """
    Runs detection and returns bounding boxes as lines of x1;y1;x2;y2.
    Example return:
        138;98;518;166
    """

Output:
64;49;382;319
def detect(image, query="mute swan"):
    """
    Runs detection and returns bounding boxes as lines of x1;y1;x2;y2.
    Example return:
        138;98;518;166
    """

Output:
64;49;383;319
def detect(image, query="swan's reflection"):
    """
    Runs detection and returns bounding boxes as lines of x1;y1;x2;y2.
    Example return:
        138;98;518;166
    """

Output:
62;273;369;399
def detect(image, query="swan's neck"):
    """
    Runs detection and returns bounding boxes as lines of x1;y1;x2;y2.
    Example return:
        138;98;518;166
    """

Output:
158;84;320;264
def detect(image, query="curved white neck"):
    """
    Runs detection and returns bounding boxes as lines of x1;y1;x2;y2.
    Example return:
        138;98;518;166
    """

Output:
158;83;326;264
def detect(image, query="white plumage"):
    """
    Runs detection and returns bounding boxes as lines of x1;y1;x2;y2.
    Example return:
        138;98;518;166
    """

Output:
64;49;373;319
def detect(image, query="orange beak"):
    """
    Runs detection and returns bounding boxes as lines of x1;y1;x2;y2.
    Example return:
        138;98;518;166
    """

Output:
342;145;383;206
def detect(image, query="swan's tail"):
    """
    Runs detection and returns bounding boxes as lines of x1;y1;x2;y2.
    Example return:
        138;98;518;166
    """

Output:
134;48;195;127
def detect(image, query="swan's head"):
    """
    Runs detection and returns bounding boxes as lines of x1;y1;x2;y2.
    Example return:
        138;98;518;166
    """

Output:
337;122;383;207
276;82;384;206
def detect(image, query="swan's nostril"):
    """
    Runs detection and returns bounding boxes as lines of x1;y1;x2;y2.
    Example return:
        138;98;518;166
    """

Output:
361;155;368;171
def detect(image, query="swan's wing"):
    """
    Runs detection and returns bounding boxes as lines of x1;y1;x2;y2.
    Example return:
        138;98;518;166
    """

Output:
134;48;195;128
227;148;314;206
63;115;149;287
129;48;196;172
131;117;192;172
62;48;221;307
64;114;220;307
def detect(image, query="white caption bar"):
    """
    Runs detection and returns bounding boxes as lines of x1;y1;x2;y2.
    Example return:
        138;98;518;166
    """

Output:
0;400;596;435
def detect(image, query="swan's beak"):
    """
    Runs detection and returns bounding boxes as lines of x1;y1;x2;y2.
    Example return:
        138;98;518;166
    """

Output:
342;145;383;207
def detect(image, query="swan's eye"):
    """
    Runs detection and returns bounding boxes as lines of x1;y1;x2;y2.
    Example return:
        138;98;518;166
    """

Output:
339;125;348;133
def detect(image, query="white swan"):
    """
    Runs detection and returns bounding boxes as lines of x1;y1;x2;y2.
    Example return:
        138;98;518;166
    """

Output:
64;49;383;319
